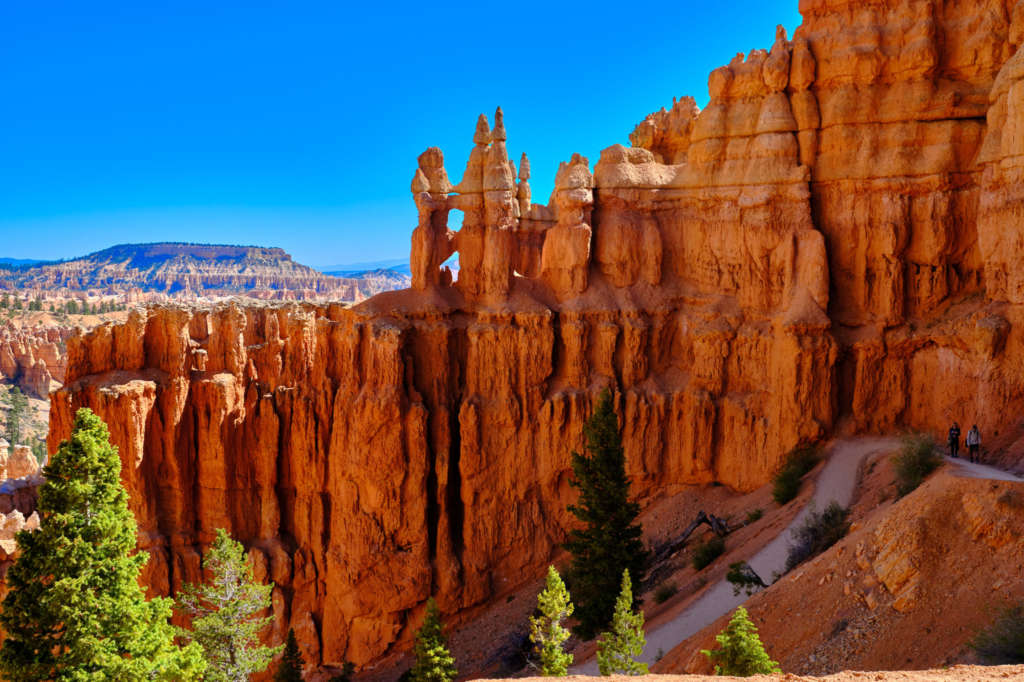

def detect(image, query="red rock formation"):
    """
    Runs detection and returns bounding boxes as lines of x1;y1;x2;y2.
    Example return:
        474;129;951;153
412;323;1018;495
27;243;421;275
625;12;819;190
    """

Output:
45;0;1024;672
0;323;69;398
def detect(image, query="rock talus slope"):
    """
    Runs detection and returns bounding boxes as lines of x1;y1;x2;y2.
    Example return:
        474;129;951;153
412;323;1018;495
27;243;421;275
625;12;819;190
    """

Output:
657;470;1024;675
45;0;1024;670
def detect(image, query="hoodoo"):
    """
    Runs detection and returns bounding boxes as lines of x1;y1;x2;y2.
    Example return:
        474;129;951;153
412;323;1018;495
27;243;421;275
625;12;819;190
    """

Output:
46;0;1024;670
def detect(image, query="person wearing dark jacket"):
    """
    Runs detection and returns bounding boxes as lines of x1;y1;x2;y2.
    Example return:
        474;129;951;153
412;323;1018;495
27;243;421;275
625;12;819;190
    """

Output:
966;424;981;462
948;422;961;458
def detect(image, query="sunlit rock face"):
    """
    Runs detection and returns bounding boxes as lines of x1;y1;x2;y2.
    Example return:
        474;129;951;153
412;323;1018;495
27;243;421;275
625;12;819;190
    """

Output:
45;0;1024;670
0;323;69;398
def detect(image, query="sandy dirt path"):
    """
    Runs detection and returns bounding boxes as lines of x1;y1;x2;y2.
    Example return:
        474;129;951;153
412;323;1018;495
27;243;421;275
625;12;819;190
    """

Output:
943;454;1023;481
571;437;900;674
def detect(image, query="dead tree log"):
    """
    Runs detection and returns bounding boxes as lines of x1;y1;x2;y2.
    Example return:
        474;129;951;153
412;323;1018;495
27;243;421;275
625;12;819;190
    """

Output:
652;510;732;563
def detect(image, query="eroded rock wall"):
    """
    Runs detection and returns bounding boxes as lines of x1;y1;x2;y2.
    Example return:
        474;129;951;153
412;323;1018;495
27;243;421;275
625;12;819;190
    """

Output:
50;278;834;666
44;0;1024;671
0;323;69;398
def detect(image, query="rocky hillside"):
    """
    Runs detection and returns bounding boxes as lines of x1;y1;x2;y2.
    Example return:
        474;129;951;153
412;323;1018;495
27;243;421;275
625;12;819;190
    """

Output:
43;0;1024;674
653;461;1024;675
0;323;68;399
0;242;408;302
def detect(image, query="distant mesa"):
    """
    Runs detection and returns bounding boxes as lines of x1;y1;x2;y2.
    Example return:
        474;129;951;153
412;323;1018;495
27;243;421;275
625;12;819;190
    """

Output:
0;258;44;267
0;242;409;303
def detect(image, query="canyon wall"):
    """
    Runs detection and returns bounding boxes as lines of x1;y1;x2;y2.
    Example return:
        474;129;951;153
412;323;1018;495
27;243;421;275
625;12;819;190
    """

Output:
45;0;1024;671
0;323;69;398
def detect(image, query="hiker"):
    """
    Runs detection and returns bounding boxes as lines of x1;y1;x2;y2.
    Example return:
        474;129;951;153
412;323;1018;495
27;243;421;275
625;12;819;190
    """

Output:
966;424;981;462
948;422;961;458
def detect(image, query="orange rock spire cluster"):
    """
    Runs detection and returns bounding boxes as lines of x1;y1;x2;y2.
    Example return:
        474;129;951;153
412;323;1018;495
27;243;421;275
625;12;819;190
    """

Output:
0;324;69;398
42;0;1024;671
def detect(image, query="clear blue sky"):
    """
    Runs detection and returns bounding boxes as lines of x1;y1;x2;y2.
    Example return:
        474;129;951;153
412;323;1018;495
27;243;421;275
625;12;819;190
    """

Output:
1;1;801;268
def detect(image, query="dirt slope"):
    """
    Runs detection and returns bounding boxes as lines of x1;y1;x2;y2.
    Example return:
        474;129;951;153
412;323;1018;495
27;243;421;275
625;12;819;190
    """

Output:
655;462;1024;675
573;438;897;673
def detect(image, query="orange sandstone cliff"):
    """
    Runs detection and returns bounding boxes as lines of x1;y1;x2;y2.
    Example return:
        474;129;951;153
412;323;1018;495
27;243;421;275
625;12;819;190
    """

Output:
45;0;1024;670
0;323;69;399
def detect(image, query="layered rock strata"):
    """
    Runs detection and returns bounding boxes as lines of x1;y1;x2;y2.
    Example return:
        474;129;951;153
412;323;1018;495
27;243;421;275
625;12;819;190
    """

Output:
45;0;1024;671
0;243;406;303
0;323;69;398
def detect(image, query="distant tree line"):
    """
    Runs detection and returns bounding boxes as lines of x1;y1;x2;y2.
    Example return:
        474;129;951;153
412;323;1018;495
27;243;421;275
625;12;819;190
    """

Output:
0;294;128;315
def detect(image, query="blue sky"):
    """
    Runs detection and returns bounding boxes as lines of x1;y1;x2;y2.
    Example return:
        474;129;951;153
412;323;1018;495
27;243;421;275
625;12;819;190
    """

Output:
1;1;801;268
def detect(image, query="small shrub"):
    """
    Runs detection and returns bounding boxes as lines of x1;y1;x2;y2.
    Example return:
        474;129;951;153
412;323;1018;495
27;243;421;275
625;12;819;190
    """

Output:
701;606;780;676
892;433;941;497
970;602;1024;664
745;508;763;524
327;661;355;682
772;445;821;505
726;561;767;596
828;619;849;639
692;535;725;571
595;570;648;675
653;582;678;604
997;489;1024;510
784;501;850;573
529;566;574;676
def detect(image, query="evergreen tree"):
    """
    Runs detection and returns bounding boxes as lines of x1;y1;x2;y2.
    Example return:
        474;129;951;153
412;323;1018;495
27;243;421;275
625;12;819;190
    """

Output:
410;598;457;682
700;606;780;676
30;439;46;465
0;294;7;309
0;408;206;680
273;628;305;682
529;566;574;676
177;527;281;681
563;388;649;639
595;570;648;676
328;661;355;682
5;387;27;445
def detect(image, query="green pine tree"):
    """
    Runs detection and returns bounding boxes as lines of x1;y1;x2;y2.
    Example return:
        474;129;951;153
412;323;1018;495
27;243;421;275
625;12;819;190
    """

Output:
596;570;648;676
176;527;281;681
701;606;780;676
327;661;356;682
0;408;206;680
5;387;27;445
273;628;305;682
563;388;649;640
529;566;574;676
410;598;457;682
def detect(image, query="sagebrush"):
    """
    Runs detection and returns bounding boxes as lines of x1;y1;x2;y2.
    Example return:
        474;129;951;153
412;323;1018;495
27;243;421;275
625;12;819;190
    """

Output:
784;501;850;573
772;445;821;505
653;582;677;604
970;602;1024;664
691;535;725;571
892;433;941;497
726;561;767;597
